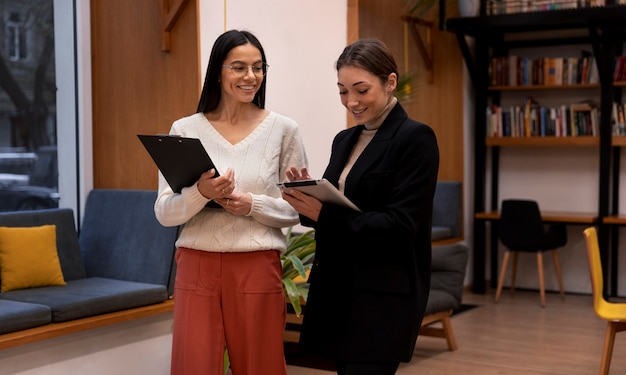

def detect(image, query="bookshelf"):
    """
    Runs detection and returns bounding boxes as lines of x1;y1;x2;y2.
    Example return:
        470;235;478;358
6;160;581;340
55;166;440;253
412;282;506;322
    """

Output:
447;2;626;294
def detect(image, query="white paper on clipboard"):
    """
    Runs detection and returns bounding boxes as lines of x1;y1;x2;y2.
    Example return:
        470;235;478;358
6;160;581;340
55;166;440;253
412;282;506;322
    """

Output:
278;178;361;212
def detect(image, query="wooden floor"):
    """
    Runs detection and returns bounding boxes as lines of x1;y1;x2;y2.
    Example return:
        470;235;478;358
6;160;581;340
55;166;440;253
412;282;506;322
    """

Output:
287;289;626;375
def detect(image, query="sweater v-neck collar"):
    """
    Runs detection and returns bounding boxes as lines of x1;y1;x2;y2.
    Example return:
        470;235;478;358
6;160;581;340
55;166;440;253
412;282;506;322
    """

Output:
200;111;273;149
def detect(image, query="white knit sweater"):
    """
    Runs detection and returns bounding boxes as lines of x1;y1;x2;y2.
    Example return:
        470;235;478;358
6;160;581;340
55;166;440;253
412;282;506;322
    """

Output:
154;112;308;253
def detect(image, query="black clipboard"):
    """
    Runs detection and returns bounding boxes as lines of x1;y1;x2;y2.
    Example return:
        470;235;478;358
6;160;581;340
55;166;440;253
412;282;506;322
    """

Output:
138;134;222;208
277;179;361;212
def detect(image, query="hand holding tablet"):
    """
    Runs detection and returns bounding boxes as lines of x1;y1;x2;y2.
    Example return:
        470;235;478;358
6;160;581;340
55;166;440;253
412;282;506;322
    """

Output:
277;178;361;212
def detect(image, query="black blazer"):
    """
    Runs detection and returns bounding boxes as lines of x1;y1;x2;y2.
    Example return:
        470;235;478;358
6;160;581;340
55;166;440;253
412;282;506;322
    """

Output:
299;103;440;363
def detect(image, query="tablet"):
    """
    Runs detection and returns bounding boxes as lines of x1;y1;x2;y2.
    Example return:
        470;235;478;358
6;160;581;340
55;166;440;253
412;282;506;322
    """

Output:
278;179;361;212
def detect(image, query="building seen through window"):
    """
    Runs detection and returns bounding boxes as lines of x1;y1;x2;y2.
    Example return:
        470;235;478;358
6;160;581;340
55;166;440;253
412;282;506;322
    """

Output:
0;0;59;212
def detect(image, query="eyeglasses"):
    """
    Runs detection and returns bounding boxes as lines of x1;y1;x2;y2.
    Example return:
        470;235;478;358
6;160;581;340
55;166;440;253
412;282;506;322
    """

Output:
222;62;269;78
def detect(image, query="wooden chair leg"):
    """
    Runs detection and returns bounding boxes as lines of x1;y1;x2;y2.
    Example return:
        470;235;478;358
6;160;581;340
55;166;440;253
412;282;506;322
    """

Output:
552;250;565;300
495;251;511;302
511;252;518;296
440;315;458;351
419;310;458;351
599;322;617;375
537;253;546;307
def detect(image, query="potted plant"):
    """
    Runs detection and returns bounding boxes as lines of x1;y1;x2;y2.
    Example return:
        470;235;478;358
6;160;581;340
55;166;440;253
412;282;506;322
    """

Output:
396;72;415;104
281;228;316;315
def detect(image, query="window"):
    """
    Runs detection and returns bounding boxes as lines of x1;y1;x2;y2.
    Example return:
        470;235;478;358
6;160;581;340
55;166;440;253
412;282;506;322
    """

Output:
0;0;79;215
6;12;27;61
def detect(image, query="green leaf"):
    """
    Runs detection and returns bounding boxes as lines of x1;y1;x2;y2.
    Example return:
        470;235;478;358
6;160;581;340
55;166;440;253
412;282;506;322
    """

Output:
283;278;302;315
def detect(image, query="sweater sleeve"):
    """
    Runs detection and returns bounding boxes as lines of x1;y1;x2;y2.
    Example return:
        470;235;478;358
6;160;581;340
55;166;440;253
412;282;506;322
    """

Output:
154;115;213;227
246;113;309;228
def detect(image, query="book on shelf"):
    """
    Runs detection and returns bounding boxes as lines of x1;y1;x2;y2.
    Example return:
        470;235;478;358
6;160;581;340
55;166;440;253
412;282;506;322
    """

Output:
588;57;599;84
614;56;623;82
566;57;579;84
559;105;570;137
570;99;596;112
580;55;589;83
523;97;538;137
544;58;556;85
569;100;598;136
613;102;626;136
578;50;599;84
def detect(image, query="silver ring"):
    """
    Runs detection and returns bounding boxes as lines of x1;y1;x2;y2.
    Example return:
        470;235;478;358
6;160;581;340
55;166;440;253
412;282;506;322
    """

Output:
222;188;225;194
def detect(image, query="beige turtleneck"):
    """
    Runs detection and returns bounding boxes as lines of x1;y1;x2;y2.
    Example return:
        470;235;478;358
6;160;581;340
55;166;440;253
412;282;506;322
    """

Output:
338;96;398;192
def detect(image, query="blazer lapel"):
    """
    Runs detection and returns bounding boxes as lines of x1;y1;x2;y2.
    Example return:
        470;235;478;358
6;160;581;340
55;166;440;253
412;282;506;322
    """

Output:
342;104;408;196
324;126;363;184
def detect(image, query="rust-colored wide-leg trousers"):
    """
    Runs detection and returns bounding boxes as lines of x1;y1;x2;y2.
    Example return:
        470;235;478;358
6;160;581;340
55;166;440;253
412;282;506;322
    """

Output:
170;248;287;375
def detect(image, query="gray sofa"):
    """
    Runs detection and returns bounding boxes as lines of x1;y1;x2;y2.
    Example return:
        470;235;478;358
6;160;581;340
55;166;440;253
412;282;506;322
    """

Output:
0;189;179;335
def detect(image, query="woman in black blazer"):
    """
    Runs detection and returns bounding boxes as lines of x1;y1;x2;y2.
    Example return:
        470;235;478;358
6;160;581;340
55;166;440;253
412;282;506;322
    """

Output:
282;38;439;375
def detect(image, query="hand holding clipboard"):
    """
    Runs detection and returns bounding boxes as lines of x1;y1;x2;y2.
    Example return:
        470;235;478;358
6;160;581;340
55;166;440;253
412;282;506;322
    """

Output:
138;134;222;208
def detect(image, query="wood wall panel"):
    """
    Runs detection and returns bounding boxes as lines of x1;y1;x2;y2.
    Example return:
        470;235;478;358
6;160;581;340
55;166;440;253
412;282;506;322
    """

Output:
91;1;462;189
90;0;199;190
349;0;464;184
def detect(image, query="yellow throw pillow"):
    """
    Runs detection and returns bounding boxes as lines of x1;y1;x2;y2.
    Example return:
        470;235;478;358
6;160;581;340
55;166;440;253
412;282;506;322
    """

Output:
0;225;66;292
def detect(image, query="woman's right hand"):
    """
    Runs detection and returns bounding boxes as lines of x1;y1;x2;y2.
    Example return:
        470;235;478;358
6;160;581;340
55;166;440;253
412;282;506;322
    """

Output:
197;168;235;200
282;166;321;221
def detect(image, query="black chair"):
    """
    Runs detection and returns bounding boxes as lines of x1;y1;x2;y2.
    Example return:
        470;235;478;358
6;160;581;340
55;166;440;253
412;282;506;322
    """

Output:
494;199;567;307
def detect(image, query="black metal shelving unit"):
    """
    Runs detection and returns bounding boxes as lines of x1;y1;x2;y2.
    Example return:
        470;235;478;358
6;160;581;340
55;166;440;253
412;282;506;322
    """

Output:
447;3;626;295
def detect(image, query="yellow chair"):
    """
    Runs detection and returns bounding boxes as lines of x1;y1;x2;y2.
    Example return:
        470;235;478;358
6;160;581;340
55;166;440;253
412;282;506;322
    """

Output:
583;227;626;375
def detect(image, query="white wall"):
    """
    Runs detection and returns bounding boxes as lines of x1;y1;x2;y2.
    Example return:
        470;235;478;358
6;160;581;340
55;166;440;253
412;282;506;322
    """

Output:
198;0;347;178
0;1;348;374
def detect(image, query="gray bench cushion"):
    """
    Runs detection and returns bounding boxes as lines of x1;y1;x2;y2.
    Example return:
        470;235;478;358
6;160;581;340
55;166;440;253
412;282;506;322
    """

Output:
431;226;453;241
431;181;462;239
425;289;459;315
0;277;167;322
79;189;179;295
425;242;468;315
0;300;51;334
0;208;86;281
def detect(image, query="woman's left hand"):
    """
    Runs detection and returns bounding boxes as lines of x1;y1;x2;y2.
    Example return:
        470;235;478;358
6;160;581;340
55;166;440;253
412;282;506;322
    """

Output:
214;192;252;215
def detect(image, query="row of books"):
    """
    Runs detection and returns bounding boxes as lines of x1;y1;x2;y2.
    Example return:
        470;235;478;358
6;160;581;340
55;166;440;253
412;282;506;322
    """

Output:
490;54;599;86
486;0;616;15
486;99;599;138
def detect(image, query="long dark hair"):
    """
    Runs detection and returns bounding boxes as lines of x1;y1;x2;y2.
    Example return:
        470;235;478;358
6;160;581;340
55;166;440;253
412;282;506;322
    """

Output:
196;30;267;113
335;38;398;86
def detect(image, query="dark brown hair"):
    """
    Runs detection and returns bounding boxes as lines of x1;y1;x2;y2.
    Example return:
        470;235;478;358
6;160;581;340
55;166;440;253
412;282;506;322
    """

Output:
197;30;267;113
335;39;398;85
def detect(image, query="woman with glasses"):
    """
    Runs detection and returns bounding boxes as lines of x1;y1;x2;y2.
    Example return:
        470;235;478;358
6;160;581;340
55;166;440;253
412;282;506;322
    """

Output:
282;38;439;375
155;29;308;375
